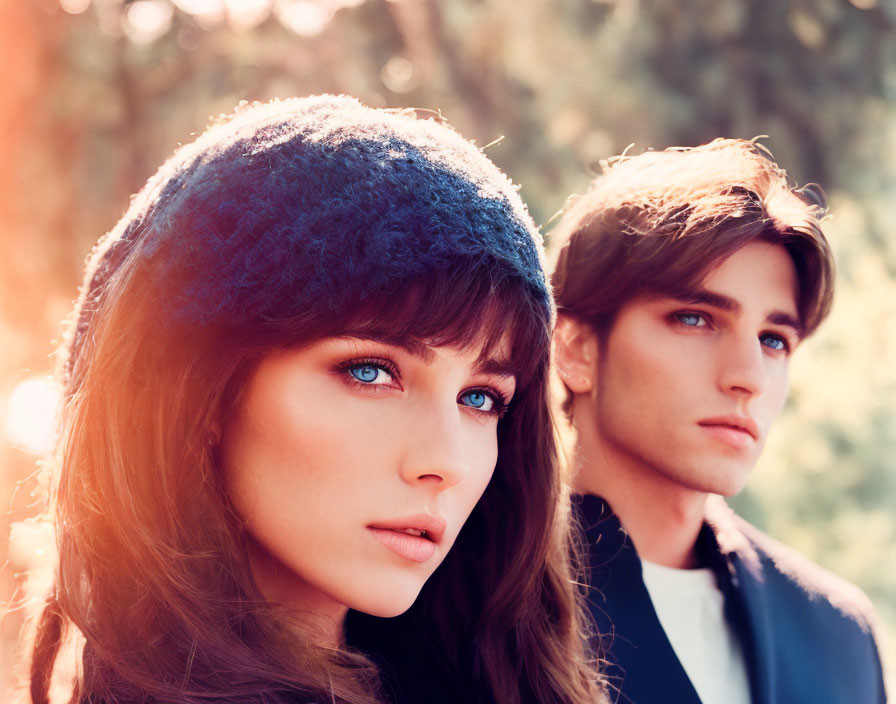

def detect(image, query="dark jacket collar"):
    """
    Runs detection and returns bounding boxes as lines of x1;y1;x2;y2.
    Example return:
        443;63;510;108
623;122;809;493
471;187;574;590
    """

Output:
574;494;702;704
574;491;762;572
573;493;768;704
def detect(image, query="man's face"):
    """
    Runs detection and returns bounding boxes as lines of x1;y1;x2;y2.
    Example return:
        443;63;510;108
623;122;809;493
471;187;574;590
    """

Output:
585;241;801;497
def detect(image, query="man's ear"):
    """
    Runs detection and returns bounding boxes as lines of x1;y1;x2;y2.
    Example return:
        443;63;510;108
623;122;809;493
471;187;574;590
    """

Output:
554;313;598;394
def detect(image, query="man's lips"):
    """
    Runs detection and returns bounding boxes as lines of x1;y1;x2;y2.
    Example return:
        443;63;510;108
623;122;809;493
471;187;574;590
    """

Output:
367;514;447;563
697;414;759;449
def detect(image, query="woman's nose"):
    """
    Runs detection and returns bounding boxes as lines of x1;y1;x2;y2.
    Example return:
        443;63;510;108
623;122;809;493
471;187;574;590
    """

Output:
398;402;470;488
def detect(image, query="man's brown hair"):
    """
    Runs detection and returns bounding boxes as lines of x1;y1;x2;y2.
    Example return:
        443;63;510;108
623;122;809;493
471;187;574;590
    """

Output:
550;138;834;340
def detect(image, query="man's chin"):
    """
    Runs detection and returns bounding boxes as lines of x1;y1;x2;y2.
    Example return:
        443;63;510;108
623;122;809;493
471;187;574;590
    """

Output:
697;469;752;498
670;462;754;498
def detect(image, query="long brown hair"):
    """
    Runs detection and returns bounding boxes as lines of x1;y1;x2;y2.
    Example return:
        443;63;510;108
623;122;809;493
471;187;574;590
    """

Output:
27;97;600;704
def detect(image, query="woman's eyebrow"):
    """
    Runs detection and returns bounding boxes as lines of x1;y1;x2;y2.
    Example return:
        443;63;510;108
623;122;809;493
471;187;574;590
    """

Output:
474;357;517;379
345;335;436;362
345;335;516;377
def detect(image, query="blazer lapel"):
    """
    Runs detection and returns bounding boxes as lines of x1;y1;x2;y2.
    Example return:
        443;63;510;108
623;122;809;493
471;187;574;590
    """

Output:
704;497;775;704
576;494;702;704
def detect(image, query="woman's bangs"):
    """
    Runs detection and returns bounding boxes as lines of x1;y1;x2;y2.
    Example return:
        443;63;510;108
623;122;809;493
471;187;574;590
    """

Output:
329;266;550;387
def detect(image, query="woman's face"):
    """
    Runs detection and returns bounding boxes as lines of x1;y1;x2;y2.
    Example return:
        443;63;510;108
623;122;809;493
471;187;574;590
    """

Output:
220;335;517;630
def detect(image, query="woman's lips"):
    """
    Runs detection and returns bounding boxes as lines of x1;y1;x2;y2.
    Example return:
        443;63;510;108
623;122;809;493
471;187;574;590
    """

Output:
367;514;447;562
368;527;437;562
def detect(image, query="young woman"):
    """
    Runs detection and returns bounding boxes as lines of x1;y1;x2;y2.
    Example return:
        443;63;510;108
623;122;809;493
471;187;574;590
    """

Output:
27;96;600;703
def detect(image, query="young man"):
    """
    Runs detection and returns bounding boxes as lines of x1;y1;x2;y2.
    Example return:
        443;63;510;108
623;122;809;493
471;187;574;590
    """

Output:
550;139;887;704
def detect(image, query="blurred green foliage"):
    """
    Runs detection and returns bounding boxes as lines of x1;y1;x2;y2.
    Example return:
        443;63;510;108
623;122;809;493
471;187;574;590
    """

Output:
1;0;894;696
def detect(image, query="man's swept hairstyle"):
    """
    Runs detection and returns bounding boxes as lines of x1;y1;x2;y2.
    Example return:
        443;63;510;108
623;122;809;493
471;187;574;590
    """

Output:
550;138;835;342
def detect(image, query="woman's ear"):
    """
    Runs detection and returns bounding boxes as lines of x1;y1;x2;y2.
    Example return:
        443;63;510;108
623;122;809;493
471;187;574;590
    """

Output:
554;314;598;394
208;420;222;448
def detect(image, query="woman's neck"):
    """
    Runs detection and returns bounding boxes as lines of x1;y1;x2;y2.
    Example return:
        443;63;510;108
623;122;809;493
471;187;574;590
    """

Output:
246;535;349;647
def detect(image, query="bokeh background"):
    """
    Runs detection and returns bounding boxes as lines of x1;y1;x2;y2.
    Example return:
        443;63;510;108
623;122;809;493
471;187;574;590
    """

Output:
1;0;894;698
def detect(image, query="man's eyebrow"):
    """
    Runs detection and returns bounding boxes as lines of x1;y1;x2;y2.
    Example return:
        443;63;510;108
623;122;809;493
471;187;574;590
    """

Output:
767;311;804;337
667;289;805;337
673;289;740;313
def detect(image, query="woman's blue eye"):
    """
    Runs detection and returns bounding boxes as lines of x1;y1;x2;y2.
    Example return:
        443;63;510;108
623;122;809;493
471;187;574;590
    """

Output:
348;364;391;384
459;390;496;412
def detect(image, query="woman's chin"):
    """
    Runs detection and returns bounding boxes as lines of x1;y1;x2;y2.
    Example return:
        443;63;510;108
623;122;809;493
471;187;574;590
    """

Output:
347;585;424;619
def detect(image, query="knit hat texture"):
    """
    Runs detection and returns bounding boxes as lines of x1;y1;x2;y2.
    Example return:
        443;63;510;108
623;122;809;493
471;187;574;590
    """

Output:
74;95;548;357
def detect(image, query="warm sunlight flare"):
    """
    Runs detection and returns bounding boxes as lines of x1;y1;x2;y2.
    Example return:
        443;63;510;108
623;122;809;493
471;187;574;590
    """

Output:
5;376;59;456
172;0;227;22
273;0;335;37
123;0;174;44
226;0;273;29
60;0;91;15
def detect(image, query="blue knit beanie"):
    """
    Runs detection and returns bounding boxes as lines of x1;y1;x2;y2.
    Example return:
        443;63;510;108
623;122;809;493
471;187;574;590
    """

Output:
71;95;549;369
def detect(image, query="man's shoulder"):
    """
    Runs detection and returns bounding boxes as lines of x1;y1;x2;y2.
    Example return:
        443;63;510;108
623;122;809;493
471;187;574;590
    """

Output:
709;499;887;701
705;496;878;632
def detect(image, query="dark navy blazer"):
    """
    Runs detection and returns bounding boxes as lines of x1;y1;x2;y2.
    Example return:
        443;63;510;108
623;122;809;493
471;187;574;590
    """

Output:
576;493;887;704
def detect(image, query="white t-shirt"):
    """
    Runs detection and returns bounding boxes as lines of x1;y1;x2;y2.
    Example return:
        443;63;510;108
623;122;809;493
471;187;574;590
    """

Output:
640;560;752;704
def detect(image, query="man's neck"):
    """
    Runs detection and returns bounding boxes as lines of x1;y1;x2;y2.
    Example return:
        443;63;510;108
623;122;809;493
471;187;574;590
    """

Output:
572;421;709;570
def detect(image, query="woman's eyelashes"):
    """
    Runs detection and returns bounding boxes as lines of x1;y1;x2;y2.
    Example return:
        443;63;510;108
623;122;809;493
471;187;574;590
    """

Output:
337;356;511;416
339;358;401;389
458;388;510;417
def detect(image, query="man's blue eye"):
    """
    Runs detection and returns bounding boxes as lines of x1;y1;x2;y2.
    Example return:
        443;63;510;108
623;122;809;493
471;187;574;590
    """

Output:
761;334;787;352
349;365;384;383
676;312;704;326
459;390;495;412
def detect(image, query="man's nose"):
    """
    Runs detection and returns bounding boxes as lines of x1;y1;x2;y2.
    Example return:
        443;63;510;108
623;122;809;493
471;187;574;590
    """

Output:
718;334;769;398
